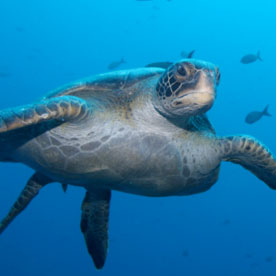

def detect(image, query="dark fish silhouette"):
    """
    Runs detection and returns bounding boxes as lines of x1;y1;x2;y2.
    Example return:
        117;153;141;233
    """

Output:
145;61;173;69
0;72;11;78
181;249;189;257
240;51;262;64
245;253;253;259
181;50;195;59
222;219;231;225
108;58;125;70
245;105;271;124
187;50;195;58
15;26;24;32
146;50;196;70
265;256;274;263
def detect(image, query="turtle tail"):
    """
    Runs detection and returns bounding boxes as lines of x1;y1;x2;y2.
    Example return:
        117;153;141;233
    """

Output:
218;135;276;189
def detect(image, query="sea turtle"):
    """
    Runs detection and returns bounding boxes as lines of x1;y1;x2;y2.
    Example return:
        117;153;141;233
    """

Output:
1;59;276;270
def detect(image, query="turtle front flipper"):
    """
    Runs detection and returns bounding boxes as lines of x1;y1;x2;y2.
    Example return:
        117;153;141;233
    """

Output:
0;95;89;134
219;136;276;189
0;172;52;234
81;189;111;269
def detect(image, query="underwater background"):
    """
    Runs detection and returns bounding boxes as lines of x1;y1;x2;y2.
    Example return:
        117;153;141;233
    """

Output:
0;0;276;275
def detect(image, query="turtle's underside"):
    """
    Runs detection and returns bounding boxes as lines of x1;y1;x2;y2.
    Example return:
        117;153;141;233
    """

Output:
1;59;276;269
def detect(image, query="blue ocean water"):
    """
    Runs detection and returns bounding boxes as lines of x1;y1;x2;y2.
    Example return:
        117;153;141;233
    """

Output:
0;0;276;275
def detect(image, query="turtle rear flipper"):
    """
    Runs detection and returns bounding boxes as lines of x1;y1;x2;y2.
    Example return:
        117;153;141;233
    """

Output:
0;172;52;234
81;190;111;269
219;136;276;189
0;95;90;134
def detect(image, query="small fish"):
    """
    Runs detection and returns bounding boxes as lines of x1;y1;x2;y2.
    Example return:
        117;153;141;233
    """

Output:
240;51;262;64
145;61;173;69
15;26;24;32
180;50;195;59
222;219;231;225
245;105;271;124
181;249;189;257
187;50;195;58
265;256;274;263
108;58;126;70
0;72;11;78
245;253;253;259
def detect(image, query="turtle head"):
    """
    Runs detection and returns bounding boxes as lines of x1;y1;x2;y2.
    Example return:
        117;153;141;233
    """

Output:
155;59;220;118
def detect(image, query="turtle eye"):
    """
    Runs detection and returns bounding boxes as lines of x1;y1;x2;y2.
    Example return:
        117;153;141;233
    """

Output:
176;64;187;77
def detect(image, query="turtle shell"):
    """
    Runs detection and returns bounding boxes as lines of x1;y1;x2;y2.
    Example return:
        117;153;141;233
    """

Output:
44;67;165;101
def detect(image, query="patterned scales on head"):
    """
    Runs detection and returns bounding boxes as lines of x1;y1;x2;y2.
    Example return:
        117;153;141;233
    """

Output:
1;59;276;271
